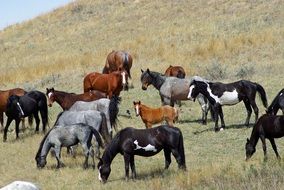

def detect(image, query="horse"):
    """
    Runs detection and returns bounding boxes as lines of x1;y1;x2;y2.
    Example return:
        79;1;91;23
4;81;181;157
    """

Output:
0;88;26;131
245;114;284;161
133;101;178;128
35;123;103;169
1;181;39;190
187;79;268;131
140;68;211;124
83;70;128;98
103;50;133;79
266;88;284;115
69;96;120;135
46;88;107;110
164;65;186;79
97;125;186;183
54;110;112;156
3;90;48;142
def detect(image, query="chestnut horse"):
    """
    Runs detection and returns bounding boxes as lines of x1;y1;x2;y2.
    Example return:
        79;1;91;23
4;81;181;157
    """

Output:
103;50;133;79
164;65;186;79
83;71;128;98
0;88;26;131
133;101;178;128
46;88;107;110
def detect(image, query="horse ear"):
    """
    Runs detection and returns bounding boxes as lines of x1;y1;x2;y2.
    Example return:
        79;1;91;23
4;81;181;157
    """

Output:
138;101;141;104
247;138;250;143
51;87;54;91
146;68;150;73
133;101;135;105
141;69;144;73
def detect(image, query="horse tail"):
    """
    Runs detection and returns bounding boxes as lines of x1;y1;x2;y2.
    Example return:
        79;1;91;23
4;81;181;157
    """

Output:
35;128;52;160
123;52;131;79
109;95;120;130
177;128;186;170
100;112;111;145
90;126;104;149
28;115;33;126
255;83;268;108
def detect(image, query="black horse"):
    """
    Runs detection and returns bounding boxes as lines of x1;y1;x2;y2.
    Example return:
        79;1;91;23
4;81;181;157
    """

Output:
4;90;48;142
187;79;268;131
97;125;186;183
266;88;284;115
245;114;284;161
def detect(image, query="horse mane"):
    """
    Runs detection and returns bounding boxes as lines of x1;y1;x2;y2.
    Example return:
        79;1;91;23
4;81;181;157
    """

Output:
108;95;121;130
102;128;123;163
267;88;284;113
35;128;53;160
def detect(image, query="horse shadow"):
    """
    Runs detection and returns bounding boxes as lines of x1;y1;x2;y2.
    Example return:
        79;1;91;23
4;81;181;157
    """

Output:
193;123;254;135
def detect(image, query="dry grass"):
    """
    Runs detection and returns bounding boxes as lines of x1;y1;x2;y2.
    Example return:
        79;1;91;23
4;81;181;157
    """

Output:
0;0;284;189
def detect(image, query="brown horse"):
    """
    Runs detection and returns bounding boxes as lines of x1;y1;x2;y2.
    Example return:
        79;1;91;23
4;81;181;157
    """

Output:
0;88;26;131
103;50;133;79
83;71;128;98
133;101;179;128
46;88;107;110
164;65;186;79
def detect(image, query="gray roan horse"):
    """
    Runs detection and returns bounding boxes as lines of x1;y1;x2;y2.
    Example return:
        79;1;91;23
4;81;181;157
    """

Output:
35;123;103;169
55;110;112;156
69;96;120;136
140;68;211;124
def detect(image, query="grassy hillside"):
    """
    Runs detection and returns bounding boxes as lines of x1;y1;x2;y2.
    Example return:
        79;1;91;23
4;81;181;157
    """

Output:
0;0;284;189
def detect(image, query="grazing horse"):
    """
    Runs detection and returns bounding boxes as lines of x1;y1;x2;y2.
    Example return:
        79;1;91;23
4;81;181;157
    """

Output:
4;91;48;142
140;68;211;124
164;65;186;79
187;79;268;131
245;114;284;161
0;88;26;131
97;125;186;183
1;181;39;190
133;101;178;128
83;71;128;98
69;96;120;135
266;88;284;115
35;123;103;169
46;88;106;110
103;50;133;79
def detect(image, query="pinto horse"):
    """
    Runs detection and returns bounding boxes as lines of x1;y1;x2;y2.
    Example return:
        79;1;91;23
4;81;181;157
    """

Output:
0;88;26;130
187;79;268;131
97;125;186;183
83;71;128;98
266;88;284;115
133;101;178;128
4;90;48;142
46;88;106;110
164;65;186;79
103;50;133;79
245;114;284;161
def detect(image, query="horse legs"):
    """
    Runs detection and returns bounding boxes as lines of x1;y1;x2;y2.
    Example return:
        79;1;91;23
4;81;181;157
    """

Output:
219;107;225;130
0;112;4;132
243;100;252;126
213;104;220;131
269;138;281;160
171;148;186;170
54;145;65;168
249;100;259;123
33;112;40;132
3;117;13;142
145;122;152;129
82;143;90;169
123;153;131;180
130;155;136;179
39;108;47;132
15;119;21;139
260;135;267;161
163;148;171;169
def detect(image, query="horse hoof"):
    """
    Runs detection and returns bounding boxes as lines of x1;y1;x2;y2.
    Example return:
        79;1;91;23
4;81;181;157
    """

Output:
220;128;224;131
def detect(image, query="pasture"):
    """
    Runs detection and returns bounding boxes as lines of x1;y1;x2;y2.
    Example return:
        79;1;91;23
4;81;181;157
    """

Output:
0;0;283;189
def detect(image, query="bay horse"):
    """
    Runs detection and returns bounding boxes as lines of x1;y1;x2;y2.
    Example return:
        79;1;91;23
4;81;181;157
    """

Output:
46;88;106;110
164;65;186;79
35;123;103;169
245;114;284;161
4;90;48;142
133;101;178;128
187;79;268;131
103;50;133;79
97;125;186;183
83;70;128;98
0;88;26;131
266;88;284;115
140;68;211;124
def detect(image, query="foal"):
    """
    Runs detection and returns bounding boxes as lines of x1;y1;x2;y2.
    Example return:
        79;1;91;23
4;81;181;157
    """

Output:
245;114;284;161
133;101;178;128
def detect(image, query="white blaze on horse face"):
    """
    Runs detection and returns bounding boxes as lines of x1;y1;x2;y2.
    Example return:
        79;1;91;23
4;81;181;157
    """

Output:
48;92;53;99
121;72;126;85
135;105;140;116
17;102;25;116
187;85;195;100
133;140;157;152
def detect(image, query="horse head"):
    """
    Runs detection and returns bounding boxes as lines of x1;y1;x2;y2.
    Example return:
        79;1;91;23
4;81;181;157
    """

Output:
245;138;256;161
35;155;47;168
133;101;141;116
97;158;111;183
140;68;154;90
6;95;22;117
46;88;55;107
187;80;199;102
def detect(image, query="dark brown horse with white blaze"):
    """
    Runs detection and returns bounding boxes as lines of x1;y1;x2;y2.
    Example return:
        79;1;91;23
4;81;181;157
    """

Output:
245;114;284;161
103;50;133;79
97;125;186;183
83;71;128;98
0;88;26;131
164;65;186;79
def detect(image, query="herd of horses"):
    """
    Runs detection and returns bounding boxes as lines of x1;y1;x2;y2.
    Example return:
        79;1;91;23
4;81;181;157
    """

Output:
1;50;284;184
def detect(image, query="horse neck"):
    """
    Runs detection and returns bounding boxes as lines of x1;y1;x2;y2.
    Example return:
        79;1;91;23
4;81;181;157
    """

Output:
139;104;153;116
249;125;260;148
53;91;71;109
101;134;120;165
197;82;216;104
150;72;166;90
36;131;52;160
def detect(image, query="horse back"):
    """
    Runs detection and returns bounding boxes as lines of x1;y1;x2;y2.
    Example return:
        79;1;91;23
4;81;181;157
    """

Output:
257;115;284;138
